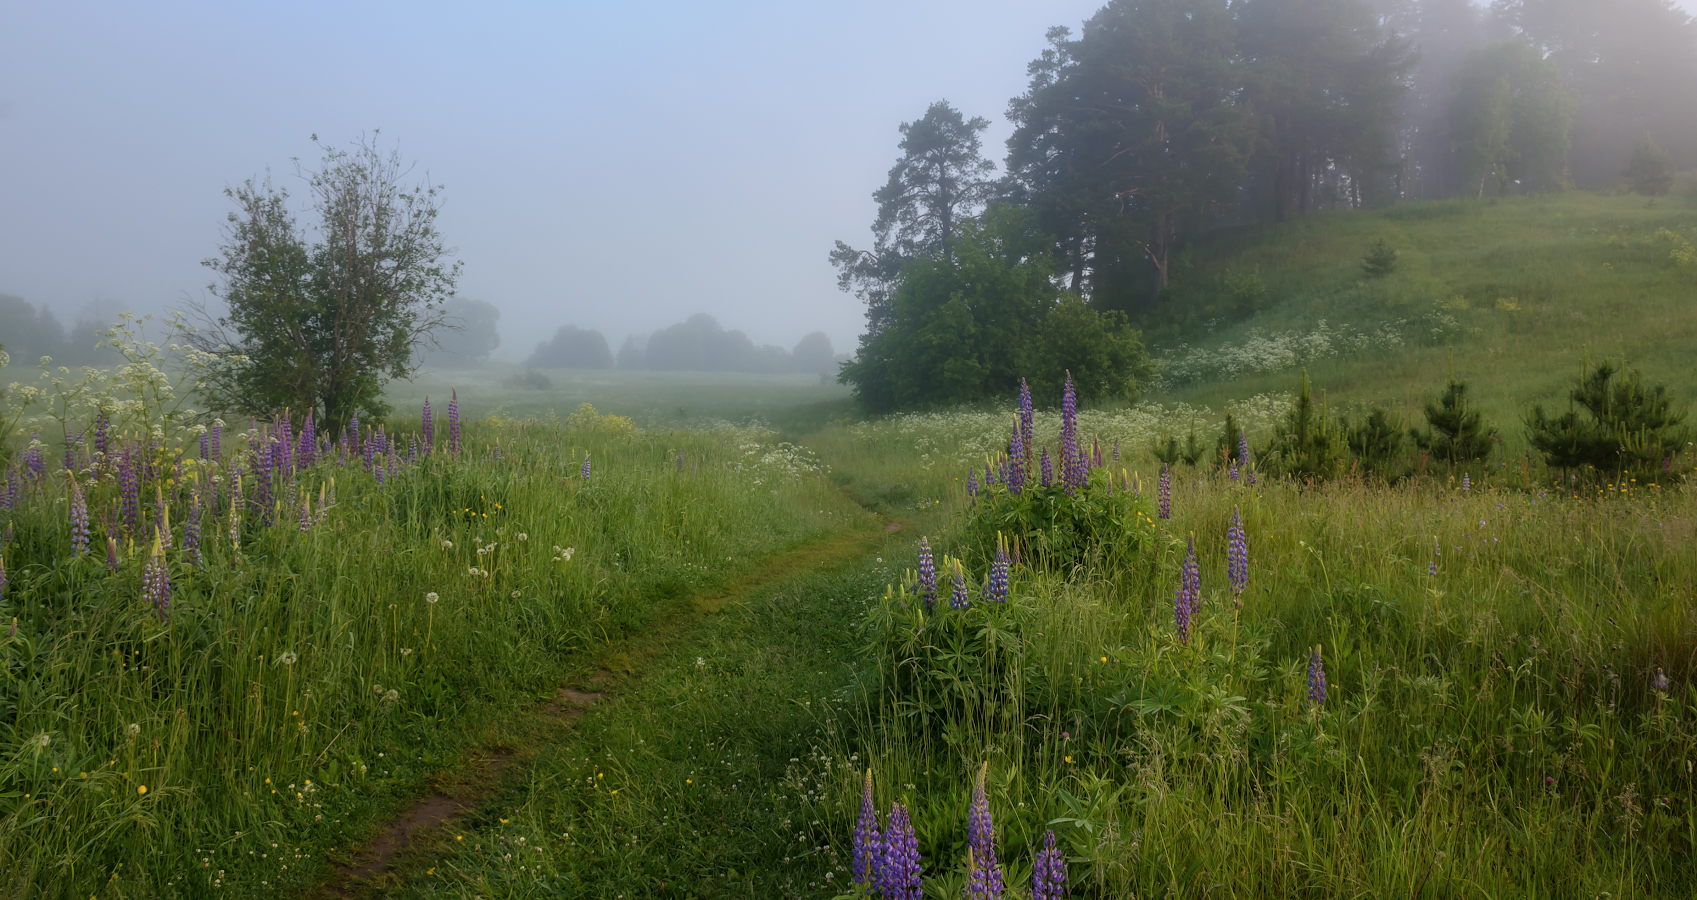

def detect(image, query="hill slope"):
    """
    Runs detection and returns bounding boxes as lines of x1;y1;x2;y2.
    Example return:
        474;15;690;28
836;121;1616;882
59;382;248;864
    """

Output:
1146;193;1697;448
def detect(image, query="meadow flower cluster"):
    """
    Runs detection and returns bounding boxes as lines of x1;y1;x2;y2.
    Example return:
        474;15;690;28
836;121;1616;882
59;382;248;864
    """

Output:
1151;314;1462;389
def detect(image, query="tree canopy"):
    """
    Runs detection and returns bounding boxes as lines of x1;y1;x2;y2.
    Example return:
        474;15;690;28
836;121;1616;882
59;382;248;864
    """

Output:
192;134;460;431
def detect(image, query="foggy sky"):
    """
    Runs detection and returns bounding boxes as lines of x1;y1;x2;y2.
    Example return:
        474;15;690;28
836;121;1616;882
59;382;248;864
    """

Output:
6;1;1695;361
0;0;1115;359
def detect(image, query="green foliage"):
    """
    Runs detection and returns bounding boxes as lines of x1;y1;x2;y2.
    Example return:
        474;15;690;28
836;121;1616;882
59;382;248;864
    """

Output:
1360;237;1398;277
1525;359;1690;475
1262;370;1340;479
193;135;461;431
1450;41;1575;195
1151;427;1207;467
1214;412;1244;467
962;477;1156;572
1624;136;1675;197
423;297;501;367
1412;375;1498;463
524;323;614;369
840;206;1152;412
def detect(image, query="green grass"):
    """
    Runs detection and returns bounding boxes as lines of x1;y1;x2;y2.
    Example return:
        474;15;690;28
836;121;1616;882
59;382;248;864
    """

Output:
1148;192;1697;445
0;412;864;897
793;408;1697;898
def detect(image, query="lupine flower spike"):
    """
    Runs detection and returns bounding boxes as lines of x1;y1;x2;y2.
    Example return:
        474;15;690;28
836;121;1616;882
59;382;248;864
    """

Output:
70;475;90;556
986;536;1011;604
448;389;461;456
853;769;881;889
917;538;937;612
877;802;923;900
1227;507;1248;597
1032;829;1068;900
967;468;978;501
1175;536;1200;643
1307;645;1328;704
143;537;171;621
581;454;592;481
1158;464;1172;519
1462;472;1471;493
0;556;6;603
967;763;1004;900
1652;668;1670;693
1039;447;1053;488
421;397;434;451
950;560;971;610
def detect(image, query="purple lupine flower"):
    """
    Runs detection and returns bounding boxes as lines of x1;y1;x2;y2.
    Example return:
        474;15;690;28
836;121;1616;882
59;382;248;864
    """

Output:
1307;645;1328;704
0;555;6;603
984;462;995;487
70;476;90;556
967;468;978;501
63;427;81;472
348;411;361;455
299;410;316;467
1059;372;1081;492
362;426;377;473
199;431;209;460
409;436;418;463
1158;464;1171;519
853;770;881;888
448;389;461;456
1007;420;1026;495
1229;459;1239;481
1238;430;1251;473
1092;435;1103;469
950;561;971;610
210;420;222;462
143;540;171;621
986;538;1010;604
967;764;1004;900
1039;447;1053;488
94;412;111;460
254;445;274;526
1032;829;1068;900
184;488;201;567
422;397;434;452
1;469;15;510
581;454;592;481
1462;472;1471;493
1018;378;1035;457
1227;507;1248;596
1112;437;1120;462
1653;668;1670;693
1175;536;1199;643
1429;536;1439;576
119;451;141;535
877;802;923;900
918;538;937;612
23;434;44;483
104;535;119;572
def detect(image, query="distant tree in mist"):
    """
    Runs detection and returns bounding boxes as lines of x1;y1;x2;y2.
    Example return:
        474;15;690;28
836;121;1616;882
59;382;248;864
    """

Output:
526;325;613;369
1495;0;1697;187
831;101;996;337
1450;41;1573;195
0;295;121;368
422;298;500;367
1623;136;1674;196
616;335;646;370
643;314;793;374
790;332;837;376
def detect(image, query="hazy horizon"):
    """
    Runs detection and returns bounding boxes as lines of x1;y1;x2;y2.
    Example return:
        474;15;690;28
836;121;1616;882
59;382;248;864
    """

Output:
0;1;1113;360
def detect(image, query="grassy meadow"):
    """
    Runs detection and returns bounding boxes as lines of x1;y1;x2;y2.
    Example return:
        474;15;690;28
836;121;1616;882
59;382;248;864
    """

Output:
2;191;1695;898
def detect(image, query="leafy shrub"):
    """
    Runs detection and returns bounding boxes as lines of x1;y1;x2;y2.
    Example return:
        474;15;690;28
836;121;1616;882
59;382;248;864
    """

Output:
1340;406;1406;479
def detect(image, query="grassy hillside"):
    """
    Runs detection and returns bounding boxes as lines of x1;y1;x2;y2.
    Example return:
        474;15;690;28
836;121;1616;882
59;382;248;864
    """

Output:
1147;193;1697;447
